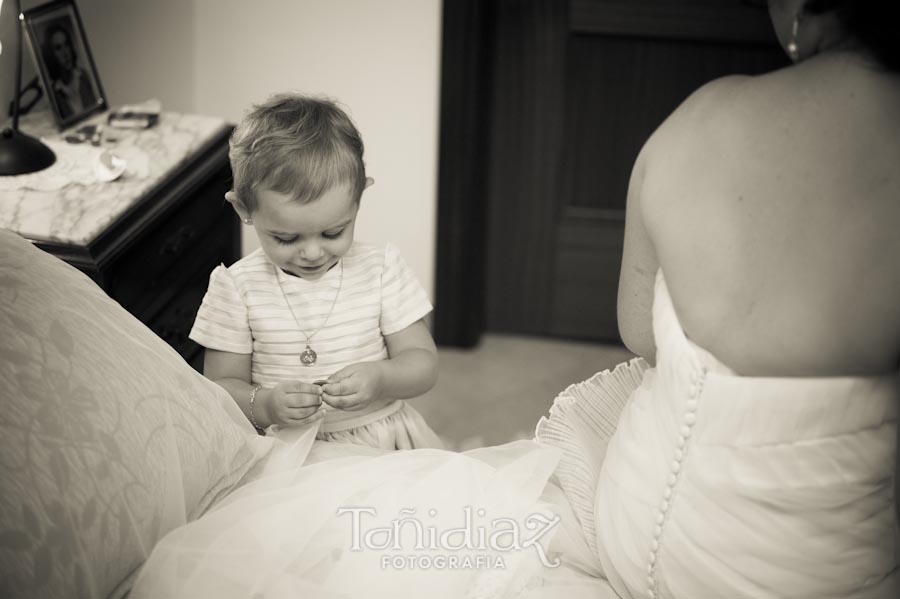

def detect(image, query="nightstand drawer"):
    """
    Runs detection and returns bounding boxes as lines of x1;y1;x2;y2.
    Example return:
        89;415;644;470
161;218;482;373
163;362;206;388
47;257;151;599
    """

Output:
148;274;210;369
107;186;231;314
145;227;235;369
123;213;234;322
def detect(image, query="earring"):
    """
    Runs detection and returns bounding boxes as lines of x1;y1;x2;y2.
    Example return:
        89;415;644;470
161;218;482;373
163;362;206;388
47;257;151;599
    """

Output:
787;16;800;61
243;218;252;225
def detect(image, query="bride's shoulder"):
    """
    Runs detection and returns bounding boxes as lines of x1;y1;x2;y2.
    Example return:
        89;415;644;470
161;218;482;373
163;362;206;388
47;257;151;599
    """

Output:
646;74;770;151
674;74;754;111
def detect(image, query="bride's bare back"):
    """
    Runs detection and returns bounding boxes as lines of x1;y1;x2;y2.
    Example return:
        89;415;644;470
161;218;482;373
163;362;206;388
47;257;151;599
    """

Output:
619;52;900;377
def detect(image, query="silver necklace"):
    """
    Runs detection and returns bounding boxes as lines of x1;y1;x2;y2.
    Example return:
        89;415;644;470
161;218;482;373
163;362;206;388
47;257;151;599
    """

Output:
277;262;343;366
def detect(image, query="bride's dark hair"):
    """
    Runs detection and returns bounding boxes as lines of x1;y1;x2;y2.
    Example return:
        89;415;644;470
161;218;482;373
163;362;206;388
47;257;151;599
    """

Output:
804;0;899;72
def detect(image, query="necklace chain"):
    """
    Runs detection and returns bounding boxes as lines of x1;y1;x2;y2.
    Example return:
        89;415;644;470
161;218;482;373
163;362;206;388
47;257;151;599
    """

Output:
277;262;344;366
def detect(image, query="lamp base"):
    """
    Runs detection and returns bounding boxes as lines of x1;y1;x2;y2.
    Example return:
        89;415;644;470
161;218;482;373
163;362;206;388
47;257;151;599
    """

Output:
0;128;56;176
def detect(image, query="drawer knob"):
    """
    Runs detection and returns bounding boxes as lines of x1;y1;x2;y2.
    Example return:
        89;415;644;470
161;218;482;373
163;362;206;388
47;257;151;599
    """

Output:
159;225;197;256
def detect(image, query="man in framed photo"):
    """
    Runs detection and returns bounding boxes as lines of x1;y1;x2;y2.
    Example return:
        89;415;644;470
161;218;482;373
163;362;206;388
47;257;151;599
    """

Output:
40;20;97;121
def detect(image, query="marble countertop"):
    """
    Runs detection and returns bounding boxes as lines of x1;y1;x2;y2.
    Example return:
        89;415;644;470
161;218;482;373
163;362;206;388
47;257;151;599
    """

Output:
0;110;229;246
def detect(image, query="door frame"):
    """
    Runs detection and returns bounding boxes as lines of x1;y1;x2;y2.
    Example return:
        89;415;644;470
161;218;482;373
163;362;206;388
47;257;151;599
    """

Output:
433;0;494;347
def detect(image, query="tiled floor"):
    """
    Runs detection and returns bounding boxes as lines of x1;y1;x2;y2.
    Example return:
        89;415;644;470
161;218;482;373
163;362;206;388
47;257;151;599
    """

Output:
407;334;634;450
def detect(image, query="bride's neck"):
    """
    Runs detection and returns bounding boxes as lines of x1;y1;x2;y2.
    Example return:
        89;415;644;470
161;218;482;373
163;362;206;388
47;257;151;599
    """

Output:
815;35;882;70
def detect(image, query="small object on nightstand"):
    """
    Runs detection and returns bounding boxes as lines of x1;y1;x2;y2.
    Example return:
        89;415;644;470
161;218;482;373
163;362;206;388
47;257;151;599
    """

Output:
94;150;126;182
65;123;105;145
108;111;158;129
108;99;162;130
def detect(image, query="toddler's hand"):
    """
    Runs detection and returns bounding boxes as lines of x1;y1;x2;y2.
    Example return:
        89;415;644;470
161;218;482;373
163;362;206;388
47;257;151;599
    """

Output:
264;381;325;427
321;362;384;411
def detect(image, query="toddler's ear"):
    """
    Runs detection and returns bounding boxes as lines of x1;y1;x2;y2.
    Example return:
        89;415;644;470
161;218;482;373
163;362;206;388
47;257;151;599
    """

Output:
224;191;251;222
364;177;374;189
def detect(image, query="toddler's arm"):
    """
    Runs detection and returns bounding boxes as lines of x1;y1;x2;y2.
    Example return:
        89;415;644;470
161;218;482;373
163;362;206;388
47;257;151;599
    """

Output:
321;319;437;410
204;349;325;429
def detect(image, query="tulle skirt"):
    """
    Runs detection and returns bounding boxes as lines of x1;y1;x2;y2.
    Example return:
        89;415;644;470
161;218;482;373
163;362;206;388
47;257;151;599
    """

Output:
129;425;617;598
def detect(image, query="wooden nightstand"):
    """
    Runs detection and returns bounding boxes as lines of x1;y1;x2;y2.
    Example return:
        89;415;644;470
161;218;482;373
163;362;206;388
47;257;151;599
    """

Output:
0;111;238;371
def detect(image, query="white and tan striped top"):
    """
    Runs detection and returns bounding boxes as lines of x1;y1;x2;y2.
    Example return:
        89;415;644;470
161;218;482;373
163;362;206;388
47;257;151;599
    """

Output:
189;240;432;393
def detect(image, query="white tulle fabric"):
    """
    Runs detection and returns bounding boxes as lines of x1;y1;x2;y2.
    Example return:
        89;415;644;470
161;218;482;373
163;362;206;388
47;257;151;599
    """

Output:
130;428;616;598
130;271;898;599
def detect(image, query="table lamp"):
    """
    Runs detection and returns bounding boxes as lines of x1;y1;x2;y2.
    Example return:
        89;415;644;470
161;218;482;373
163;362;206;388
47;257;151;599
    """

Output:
0;0;55;175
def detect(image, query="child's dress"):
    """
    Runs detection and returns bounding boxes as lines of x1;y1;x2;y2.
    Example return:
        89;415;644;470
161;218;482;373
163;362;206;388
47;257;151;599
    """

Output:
189;241;443;450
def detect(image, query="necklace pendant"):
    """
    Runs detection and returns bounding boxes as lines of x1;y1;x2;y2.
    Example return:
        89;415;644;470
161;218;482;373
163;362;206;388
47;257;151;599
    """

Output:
300;345;317;366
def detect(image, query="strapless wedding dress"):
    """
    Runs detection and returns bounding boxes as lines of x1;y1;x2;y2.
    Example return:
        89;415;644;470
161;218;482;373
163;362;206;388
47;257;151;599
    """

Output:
131;272;898;599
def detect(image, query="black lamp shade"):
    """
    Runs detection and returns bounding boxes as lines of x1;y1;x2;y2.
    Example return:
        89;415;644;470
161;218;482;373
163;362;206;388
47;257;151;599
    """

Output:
0;128;56;176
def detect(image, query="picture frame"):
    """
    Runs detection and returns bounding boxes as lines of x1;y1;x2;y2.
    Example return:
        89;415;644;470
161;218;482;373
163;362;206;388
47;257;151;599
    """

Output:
22;0;107;130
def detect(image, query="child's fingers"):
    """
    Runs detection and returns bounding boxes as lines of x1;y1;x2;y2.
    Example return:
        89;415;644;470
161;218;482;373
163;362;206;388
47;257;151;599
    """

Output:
321;392;366;410
320;393;341;408
295;381;324;394
290;397;323;410
321;378;355;397
325;365;359;384
286;405;325;422
277;381;320;395
284;388;322;408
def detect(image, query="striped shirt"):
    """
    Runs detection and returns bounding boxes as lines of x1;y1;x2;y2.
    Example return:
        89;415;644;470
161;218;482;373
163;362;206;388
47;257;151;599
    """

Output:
189;241;432;416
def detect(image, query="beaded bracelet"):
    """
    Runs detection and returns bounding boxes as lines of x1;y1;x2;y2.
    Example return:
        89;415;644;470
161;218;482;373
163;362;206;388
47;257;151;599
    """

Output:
249;384;265;435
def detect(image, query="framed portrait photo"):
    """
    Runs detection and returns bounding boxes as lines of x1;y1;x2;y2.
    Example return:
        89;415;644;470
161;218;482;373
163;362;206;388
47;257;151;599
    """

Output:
22;0;107;130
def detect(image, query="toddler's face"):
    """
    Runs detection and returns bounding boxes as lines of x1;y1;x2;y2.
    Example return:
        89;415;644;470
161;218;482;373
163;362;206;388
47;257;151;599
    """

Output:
252;184;359;280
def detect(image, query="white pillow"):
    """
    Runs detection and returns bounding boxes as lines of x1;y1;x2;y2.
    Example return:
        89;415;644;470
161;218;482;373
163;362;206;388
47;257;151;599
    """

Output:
0;229;273;598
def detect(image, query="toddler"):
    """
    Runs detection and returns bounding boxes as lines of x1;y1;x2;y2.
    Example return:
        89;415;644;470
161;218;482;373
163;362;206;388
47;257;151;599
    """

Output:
189;93;442;450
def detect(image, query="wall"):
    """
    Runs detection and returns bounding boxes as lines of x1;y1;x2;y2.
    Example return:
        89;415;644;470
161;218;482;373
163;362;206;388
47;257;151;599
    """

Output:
193;0;441;299
1;0;441;299
78;0;195;112
0;1;17;105
0;0;194;117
